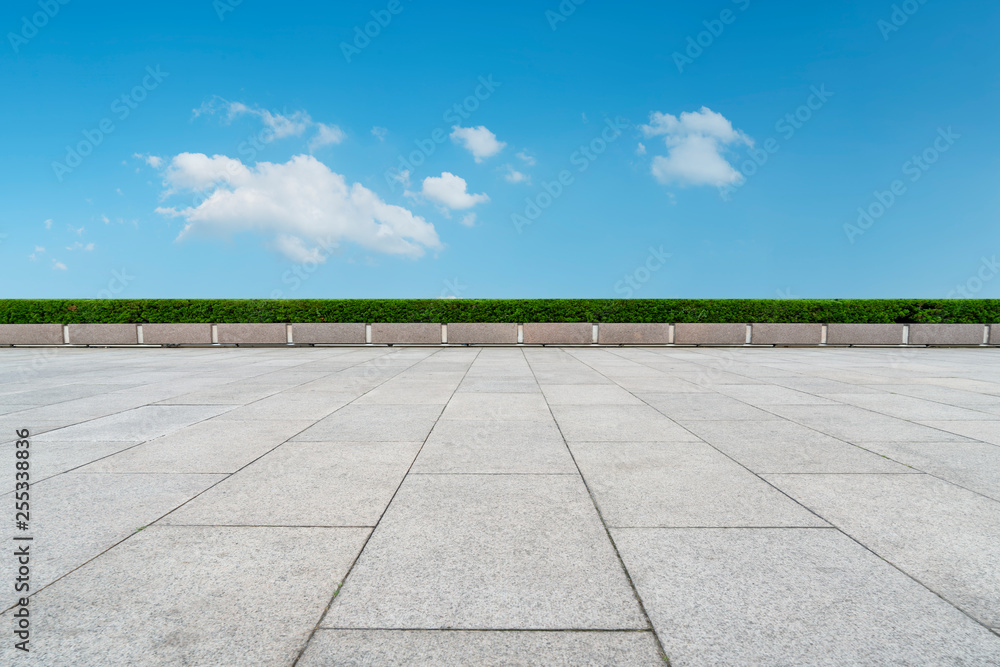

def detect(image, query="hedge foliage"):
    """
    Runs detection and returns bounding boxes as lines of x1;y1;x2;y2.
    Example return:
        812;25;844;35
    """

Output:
1;299;998;324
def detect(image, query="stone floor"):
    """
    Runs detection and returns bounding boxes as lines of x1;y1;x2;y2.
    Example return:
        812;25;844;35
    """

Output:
1;345;999;666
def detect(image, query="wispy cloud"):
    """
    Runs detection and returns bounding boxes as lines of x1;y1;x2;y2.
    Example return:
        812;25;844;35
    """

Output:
640;107;751;187
421;172;490;210
450;125;506;163
502;164;530;184
195;97;346;151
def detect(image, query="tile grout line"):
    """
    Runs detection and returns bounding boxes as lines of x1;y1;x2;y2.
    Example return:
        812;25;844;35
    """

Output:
291;346;482;666
521;347;672;665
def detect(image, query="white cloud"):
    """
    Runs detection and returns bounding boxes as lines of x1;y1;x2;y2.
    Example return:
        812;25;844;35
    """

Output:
503;164;530;184
640;107;751;187
135;153;163;168
516;150;536;166
272;234;329;264
309;123;347;151
371;126;388;141
421;172;490;210
66;242;95;251
29;246;45;261
153;153;441;261
68;225;84;235
195;97;345;151
35;245;45;252
460;213;477;227
635;142;647;155
52;259;67;271
450;125;506;162
44;218;53;229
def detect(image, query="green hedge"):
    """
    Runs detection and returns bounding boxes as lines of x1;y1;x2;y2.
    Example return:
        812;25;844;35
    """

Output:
1;299;998;324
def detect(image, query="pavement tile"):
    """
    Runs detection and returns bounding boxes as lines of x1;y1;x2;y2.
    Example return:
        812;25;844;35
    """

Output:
765;404;973;443
440;392;552;420
572;441;827;527
540;384;644;405
293;405;442;441
299;630;663;666
613;527;1000;666
0;472;224;591
322;475;646;630
679;420;914;473
765;473;1000;627
0;527;369;666
860;440;1000;501
33;405;232;442
412;419;575;474
919;420;1000;445
638;393;780;421
550;405;698;441
80;419;313;473
161;441;422;526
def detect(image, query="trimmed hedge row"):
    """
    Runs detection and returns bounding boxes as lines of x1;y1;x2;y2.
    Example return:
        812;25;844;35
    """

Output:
1;299;998;324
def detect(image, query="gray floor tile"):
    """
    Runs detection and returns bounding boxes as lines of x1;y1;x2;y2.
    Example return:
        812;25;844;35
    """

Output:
0;526;369;666
293;405;442;441
830;393;998;420
299;630;663;666
765;473;1000;627
212;392;355;420
412;420;576;474
613;527;1000;666
161;442;422;526
0;473;223;591
540;384;644;405
711;383;836;405
440;392;553;420
456;379;542;393
323;475;645;629
572;441;827;527
80;419;313;473
550;405;698;441
33;405;231;442
860;440;1000;501
766;404;973;443
919;420;1000;445
639;393;781;421
680;420;914;473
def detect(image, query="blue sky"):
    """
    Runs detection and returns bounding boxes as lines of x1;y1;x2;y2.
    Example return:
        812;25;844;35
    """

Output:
2;0;998;299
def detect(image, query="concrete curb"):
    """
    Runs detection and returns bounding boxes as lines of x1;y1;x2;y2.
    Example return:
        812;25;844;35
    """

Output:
2;323;997;347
